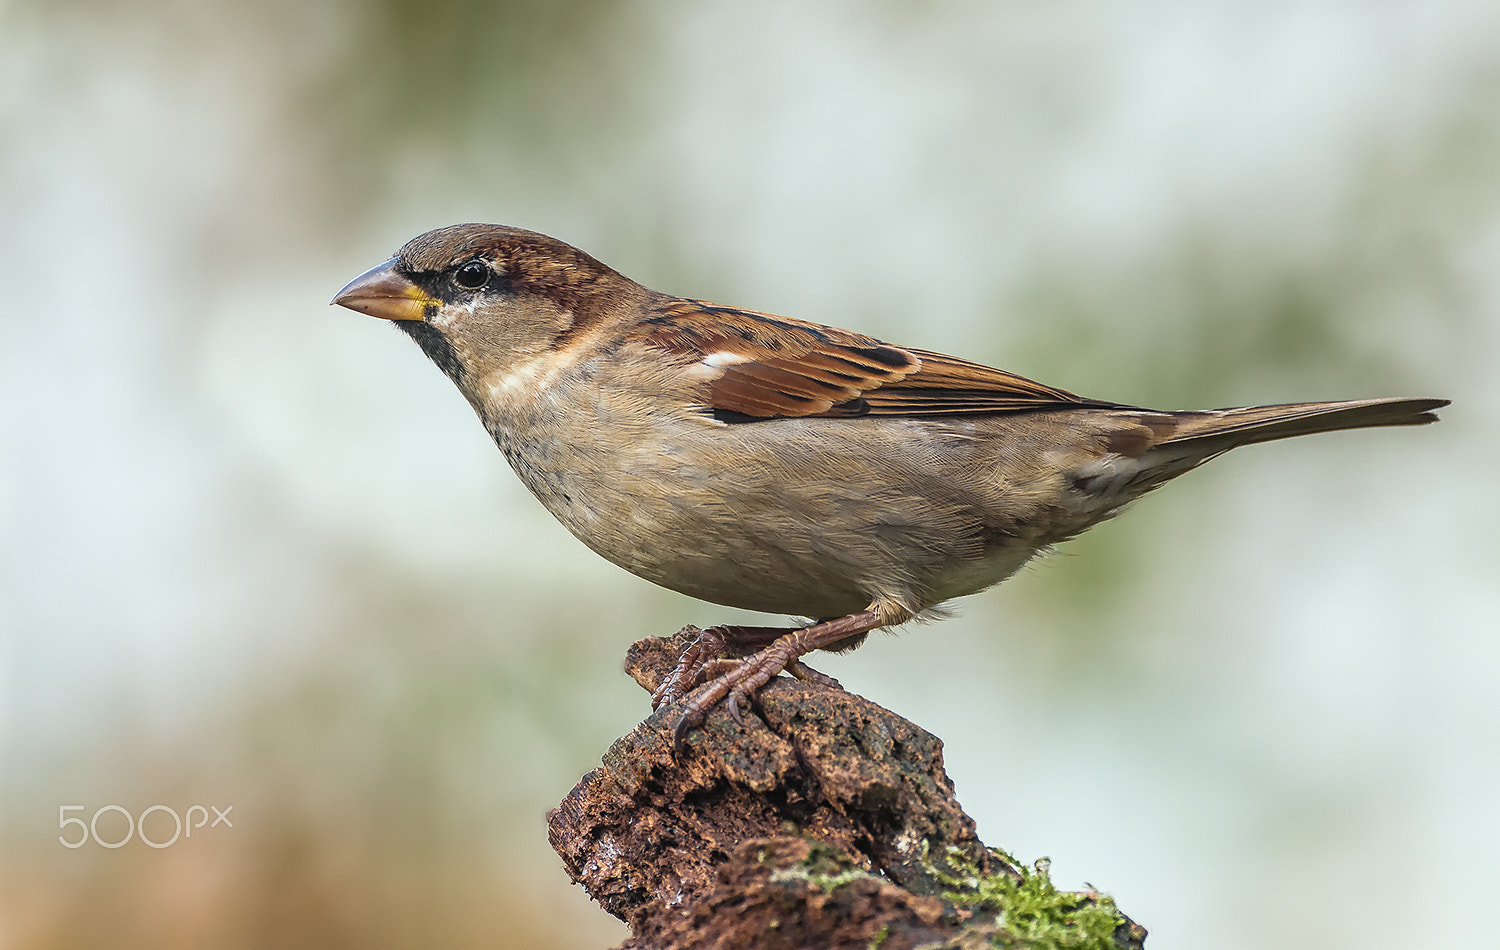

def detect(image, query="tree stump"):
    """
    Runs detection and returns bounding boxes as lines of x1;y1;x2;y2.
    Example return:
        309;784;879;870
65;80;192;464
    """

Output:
548;629;1147;950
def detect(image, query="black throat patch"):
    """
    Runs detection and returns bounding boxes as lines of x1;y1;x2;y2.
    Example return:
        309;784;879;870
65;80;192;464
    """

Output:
397;321;466;387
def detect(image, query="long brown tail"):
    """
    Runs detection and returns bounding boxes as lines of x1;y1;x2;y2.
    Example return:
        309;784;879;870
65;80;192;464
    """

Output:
1161;397;1449;449
1077;397;1451;505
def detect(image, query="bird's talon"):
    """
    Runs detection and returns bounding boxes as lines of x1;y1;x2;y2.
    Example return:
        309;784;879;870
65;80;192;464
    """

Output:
652;627;739;712
787;659;843;691
671;705;709;757
733;686;761;722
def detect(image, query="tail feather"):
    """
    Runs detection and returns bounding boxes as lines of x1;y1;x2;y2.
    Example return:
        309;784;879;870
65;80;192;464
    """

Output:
1062;396;1446;514
1161;397;1449;449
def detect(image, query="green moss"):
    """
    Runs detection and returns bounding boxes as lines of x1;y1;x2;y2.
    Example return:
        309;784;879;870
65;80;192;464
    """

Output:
765;842;881;894
868;923;891;949
926;845;1126;950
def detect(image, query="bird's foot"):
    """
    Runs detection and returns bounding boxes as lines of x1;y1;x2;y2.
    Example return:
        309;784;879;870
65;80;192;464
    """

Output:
668;608;884;754
650;625;730;711
787;658;842;690
651;622;805;711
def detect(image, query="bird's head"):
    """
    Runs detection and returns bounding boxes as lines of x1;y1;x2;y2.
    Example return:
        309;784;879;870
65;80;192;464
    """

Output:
332;223;639;391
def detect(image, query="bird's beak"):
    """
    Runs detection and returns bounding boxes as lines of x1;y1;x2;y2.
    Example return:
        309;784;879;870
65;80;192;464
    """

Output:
331;259;435;321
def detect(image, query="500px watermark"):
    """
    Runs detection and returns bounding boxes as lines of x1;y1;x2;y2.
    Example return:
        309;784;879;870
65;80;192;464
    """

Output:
58;804;233;849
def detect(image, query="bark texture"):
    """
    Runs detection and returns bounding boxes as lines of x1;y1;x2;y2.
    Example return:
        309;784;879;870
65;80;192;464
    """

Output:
548;629;1146;950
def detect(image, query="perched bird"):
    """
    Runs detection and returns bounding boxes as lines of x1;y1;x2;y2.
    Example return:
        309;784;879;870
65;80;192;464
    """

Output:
333;223;1447;746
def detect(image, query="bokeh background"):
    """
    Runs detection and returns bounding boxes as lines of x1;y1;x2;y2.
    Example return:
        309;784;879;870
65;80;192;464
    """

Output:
2;2;1496;948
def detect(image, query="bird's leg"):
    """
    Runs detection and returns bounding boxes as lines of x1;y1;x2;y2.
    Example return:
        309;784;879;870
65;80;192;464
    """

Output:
650;624;790;710
688;656;844;713
671;607;887;751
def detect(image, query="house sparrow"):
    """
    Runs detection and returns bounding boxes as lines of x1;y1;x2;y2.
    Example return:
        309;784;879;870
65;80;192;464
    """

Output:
333;223;1447;746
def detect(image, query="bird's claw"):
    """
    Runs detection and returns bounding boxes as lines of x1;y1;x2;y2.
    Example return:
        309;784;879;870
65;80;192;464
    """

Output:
652;625;732;711
661;608;884;757
669;649;787;755
787;659;842;690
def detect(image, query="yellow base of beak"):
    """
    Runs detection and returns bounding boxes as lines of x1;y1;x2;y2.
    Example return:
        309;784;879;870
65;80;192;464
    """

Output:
332;259;435;321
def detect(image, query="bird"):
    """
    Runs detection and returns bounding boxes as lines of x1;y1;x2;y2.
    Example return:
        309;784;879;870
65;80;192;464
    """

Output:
333;223;1447;747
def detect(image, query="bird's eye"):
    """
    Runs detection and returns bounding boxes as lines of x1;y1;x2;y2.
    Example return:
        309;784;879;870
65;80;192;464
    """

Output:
454;259;490;290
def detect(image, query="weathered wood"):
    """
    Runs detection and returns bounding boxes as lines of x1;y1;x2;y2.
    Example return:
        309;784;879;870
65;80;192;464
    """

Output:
548;629;1146;949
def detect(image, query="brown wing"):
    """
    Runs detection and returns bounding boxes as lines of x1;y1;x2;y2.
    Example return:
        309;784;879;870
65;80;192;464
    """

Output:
635;298;1089;421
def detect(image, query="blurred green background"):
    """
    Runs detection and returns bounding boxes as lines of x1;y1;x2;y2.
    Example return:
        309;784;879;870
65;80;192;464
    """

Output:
2;2;1496;948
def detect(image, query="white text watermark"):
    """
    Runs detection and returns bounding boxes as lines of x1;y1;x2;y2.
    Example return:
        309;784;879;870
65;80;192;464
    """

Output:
58;804;233;848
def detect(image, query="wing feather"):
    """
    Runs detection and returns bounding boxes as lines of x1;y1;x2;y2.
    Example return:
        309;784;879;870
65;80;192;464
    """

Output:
636;299;1090;421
